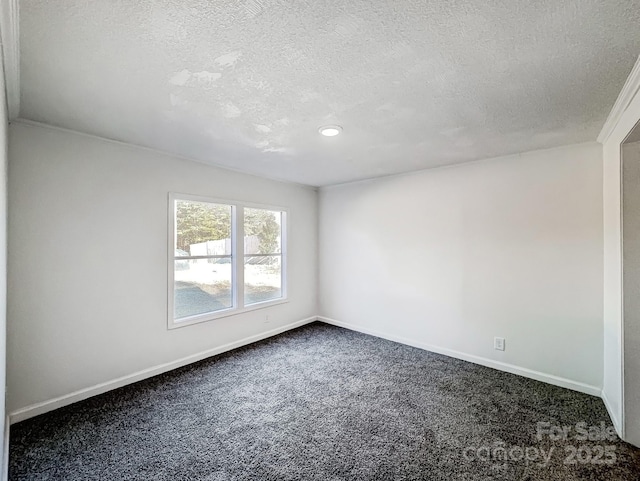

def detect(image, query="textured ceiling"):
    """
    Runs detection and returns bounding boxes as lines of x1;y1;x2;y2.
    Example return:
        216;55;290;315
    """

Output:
19;0;640;186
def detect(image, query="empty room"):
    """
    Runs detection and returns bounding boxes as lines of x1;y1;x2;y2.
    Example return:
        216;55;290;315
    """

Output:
1;0;640;480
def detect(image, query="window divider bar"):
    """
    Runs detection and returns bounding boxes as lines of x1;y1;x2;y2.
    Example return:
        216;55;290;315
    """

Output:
174;255;232;260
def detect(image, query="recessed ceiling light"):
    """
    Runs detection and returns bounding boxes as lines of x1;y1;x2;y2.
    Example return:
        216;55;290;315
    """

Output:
319;125;342;137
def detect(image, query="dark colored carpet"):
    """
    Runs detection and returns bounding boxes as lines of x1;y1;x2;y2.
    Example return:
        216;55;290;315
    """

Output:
9;322;640;480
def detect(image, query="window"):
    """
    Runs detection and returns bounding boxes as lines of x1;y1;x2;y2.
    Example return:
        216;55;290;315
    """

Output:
169;194;287;328
244;208;283;305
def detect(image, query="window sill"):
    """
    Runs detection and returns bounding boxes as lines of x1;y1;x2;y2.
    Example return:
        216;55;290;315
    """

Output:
168;298;289;329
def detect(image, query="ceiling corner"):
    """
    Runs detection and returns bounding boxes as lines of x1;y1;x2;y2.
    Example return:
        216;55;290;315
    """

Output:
597;55;640;145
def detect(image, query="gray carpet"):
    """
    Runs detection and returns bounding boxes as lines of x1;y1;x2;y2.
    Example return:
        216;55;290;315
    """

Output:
9;322;640;480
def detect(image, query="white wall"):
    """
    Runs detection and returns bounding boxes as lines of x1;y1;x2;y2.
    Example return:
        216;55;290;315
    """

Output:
7;121;318;415
622;141;640;446
319;143;604;393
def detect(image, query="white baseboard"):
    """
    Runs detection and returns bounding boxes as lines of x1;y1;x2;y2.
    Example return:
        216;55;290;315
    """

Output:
318;316;602;397
601;388;622;437
9;316;317;424
8;315;608;427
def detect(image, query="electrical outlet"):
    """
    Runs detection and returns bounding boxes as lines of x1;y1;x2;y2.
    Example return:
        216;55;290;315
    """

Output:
494;337;505;351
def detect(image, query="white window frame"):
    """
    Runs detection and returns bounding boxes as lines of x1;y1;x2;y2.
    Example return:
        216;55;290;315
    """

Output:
168;193;288;329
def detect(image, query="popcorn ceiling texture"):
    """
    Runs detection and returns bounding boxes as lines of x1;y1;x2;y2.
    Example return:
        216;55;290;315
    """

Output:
19;0;640;186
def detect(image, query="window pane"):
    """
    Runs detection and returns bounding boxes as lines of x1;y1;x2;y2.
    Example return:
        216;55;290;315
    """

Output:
244;255;282;305
175;200;232;256
244;208;281;254
174;258;232;319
